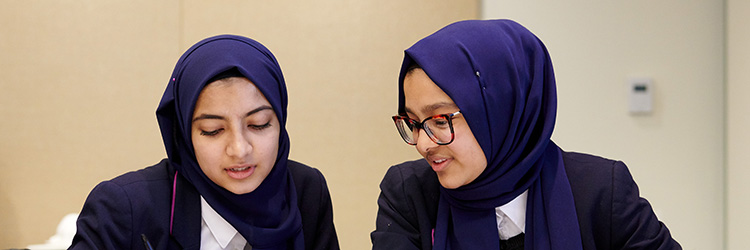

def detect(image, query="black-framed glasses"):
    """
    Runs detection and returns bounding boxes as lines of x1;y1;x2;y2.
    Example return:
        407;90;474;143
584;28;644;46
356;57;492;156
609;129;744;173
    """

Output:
392;111;461;145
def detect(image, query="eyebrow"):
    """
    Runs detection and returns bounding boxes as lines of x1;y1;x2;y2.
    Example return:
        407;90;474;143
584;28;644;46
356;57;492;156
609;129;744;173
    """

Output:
404;102;458;117
192;105;273;123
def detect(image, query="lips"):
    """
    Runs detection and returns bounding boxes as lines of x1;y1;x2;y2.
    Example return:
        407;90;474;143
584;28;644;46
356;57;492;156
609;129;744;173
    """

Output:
427;155;451;172
225;165;255;180
229;166;250;171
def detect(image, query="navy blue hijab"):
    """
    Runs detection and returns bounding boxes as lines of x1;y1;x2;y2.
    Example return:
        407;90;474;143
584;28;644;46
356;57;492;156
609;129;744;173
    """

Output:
398;20;582;249
156;35;303;249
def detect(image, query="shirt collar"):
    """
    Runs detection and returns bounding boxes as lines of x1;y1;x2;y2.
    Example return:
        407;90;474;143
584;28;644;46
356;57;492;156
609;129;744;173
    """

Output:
496;190;528;232
200;196;239;248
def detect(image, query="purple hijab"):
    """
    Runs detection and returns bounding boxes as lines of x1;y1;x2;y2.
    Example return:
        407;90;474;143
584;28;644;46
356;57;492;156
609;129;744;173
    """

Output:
156;35;303;249
398;20;583;249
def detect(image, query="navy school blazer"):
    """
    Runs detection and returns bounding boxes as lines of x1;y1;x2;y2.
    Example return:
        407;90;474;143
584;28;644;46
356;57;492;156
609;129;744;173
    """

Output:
70;159;339;250
371;151;681;250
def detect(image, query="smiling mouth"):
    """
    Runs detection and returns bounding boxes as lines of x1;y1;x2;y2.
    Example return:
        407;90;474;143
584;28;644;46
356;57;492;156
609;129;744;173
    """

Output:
427;156;451;172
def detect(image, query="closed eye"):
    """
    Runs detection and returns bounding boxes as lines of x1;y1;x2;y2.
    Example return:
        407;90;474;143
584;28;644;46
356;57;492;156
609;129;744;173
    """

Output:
433;119;449;127
200;129;223;136
249;122;271;130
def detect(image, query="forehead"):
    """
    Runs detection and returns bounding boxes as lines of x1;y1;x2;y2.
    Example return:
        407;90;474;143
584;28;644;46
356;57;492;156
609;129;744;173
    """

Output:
403;69;457;116
196;77;271;109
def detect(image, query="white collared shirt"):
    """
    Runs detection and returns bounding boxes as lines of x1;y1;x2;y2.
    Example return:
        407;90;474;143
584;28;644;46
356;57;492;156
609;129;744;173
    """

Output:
200;196;249;250
495;190;528;240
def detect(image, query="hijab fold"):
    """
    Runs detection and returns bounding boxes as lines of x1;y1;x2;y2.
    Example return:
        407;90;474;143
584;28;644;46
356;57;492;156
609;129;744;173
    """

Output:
398;19;583;250
157;35;303;250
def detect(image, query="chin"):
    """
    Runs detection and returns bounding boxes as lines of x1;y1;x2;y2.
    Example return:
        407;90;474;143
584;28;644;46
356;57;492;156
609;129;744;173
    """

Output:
226;183;261;195
437;179;462;189
228;188;256;195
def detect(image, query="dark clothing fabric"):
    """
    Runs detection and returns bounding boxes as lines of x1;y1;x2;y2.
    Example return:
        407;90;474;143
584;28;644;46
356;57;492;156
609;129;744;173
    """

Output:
70;159;339;250
371;152;681;250
501;233;524;250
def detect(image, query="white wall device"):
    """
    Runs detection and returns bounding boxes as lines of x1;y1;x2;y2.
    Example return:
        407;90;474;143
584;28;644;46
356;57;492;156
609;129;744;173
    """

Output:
628;77;653;114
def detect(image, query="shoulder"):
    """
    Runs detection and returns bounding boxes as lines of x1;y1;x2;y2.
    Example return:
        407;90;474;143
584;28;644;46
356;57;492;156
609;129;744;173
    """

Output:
373;159;439;249
288;160;323;178
562;151;642;194
287;159;333;208
561;151;628;190
72;159;175;249
82;159;175;225
105;158;173;188
287;159;327;189
560;150;624;195
379;159;440;211
287;160;341;249
560;151;680;249
85;159;174;213
382;158;439;191
561;151;641;197
562;151;621;171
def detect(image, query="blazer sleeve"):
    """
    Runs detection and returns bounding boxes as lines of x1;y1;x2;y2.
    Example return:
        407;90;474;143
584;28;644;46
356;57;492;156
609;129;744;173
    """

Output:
611;161;681;249
69;181;134;250
371;166;423;250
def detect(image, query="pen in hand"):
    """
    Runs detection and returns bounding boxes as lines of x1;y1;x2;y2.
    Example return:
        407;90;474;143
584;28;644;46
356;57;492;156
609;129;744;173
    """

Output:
141;234;155;250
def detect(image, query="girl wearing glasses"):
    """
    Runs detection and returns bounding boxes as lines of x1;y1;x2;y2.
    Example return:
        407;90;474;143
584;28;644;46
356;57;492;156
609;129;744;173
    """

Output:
372;20;680;250
70;35;339;250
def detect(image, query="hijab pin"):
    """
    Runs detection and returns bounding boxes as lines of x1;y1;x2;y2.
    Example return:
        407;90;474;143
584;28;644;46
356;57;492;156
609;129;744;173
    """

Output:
476;71;486;90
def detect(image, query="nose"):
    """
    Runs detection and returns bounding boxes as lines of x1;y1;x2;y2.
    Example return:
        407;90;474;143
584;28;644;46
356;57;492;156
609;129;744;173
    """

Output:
415;128;437;155
226;130;251;158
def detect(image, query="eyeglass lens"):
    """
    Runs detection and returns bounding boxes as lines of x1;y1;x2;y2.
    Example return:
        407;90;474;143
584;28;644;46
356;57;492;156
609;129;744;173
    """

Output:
394;115;454;145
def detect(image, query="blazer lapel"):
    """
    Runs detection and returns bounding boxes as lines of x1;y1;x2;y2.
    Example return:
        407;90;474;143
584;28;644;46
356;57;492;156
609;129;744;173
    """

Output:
168;170;202;250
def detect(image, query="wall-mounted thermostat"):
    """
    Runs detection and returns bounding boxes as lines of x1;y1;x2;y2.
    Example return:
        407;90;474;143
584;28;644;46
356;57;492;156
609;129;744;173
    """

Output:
628;77;653;114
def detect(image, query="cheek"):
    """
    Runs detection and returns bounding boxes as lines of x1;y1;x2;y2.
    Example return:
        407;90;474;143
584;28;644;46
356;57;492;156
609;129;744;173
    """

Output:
257;129;281;161
192;136;221;170
454;131;487;172
470;153;487;178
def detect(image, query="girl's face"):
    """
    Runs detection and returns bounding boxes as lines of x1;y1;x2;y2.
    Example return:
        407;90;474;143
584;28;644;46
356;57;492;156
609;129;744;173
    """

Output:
403;69;487;189
191;77;280;195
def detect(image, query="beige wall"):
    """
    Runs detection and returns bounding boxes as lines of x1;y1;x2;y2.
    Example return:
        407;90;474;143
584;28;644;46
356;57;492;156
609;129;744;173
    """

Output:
482;1;725;249
0;0;180;247
0;1;478;249
727;1;750;249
